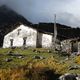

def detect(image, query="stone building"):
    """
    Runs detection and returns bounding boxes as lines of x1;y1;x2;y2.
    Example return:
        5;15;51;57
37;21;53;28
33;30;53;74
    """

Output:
61;38;80;54
4;23;80;53
3;24;54;48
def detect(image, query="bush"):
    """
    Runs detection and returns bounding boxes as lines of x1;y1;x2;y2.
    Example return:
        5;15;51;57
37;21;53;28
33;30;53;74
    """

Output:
75;56;80;64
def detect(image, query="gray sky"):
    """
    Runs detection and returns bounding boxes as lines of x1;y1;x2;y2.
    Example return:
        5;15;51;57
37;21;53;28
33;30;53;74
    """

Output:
0;0;80;27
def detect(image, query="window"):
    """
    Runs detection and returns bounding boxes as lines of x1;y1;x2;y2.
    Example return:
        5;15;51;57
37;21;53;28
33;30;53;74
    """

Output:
17;29;21;35
23;37;27;47
10;39;13;47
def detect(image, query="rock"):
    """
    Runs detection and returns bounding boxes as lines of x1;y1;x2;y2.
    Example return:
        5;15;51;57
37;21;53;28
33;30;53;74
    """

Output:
7;53;13;56
47;50;51;53
59;73;77;80
65;57;69;61
76;74;80;80
18;56;25;59
18;56;23;59
32;49;36;52
36;50;41;53
8;52;23;57
77;52;80;56
72;52;77;55
33;56;45;59
33;49;52;53
7;52;25;59
13;53;22;56
7;51;13;55
5;58;12;62
33;56;41;59
40;56;45;59
59;73;80;80
69;65;80;70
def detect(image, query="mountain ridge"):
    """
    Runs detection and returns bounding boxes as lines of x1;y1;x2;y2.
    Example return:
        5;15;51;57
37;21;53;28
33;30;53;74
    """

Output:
0;5;31;47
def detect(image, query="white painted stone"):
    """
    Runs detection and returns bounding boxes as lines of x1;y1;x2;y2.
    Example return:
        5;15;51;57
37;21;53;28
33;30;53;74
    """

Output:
42;34;52;48
3;24;53;48
3;25;37;48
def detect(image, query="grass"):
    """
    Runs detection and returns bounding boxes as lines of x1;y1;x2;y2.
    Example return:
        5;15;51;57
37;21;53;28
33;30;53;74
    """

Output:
0;48;80;80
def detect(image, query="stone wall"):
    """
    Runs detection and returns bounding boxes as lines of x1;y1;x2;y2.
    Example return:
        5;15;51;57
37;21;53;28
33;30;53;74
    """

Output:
78;42;80;53
61;39;80;53
61;40;71;53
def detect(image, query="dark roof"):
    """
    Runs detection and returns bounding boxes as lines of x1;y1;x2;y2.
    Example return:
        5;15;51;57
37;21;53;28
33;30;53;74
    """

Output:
32;23;80;41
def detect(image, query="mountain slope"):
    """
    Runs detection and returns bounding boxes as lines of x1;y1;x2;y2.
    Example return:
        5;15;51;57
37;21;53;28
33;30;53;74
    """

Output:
0;5;31;47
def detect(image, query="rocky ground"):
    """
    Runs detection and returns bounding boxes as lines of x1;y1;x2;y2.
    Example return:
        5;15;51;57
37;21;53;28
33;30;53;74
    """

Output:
0;48;80;80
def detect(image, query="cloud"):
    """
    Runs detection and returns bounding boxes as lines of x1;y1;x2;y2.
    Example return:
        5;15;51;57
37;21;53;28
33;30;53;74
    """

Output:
0;0;80;27
56;12;80;27
0;0;6;6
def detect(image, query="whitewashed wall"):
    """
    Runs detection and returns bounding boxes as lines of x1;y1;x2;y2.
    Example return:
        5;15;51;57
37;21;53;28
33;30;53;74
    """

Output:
42;34;52;48
3;25;37;48
3;24;53;48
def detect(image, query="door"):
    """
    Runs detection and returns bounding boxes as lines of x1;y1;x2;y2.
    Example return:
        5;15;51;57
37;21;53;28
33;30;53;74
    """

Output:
71;41;78;52
36;31;42;48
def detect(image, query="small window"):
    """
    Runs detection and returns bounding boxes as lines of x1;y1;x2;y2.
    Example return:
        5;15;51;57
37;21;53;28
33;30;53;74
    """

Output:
17;29;21;35
10;39;13;47
23;37;27;46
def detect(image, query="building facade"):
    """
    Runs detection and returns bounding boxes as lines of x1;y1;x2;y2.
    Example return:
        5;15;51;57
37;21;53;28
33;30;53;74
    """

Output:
61;39;80;54
3;24;53;48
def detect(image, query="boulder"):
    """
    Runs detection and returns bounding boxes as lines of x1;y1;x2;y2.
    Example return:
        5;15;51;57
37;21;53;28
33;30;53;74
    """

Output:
76;74;80;80
59;73;77;80
69;65;80;70
7;51;13;55
18;56;25;59
33;56;45;59
5;58;12;62
47;50;52;53
7;52;23;57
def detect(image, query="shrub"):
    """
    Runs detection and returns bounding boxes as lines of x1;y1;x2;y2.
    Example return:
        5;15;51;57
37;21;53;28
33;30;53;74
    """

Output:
75;56;80;64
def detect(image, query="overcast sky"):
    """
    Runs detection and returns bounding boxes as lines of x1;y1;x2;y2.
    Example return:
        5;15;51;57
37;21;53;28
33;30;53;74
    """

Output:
0;0;80;27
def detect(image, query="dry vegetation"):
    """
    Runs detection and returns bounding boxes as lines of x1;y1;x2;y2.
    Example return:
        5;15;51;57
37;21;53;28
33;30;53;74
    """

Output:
0;48;80;80
75;56;80;64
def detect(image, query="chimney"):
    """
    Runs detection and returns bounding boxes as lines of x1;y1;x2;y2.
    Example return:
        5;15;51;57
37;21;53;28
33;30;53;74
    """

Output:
51;14;57;51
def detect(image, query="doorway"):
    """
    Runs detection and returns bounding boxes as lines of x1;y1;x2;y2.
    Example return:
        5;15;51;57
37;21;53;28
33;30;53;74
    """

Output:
71;41;78;52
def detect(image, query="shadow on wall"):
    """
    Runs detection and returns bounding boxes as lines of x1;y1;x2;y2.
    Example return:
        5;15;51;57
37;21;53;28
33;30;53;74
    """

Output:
36;31;42;48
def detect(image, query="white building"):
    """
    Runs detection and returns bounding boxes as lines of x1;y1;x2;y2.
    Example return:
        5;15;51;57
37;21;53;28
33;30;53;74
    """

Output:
3;24;53;48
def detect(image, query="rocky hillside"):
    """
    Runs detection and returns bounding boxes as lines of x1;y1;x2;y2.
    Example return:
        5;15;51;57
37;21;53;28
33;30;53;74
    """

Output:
0;5;31;47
